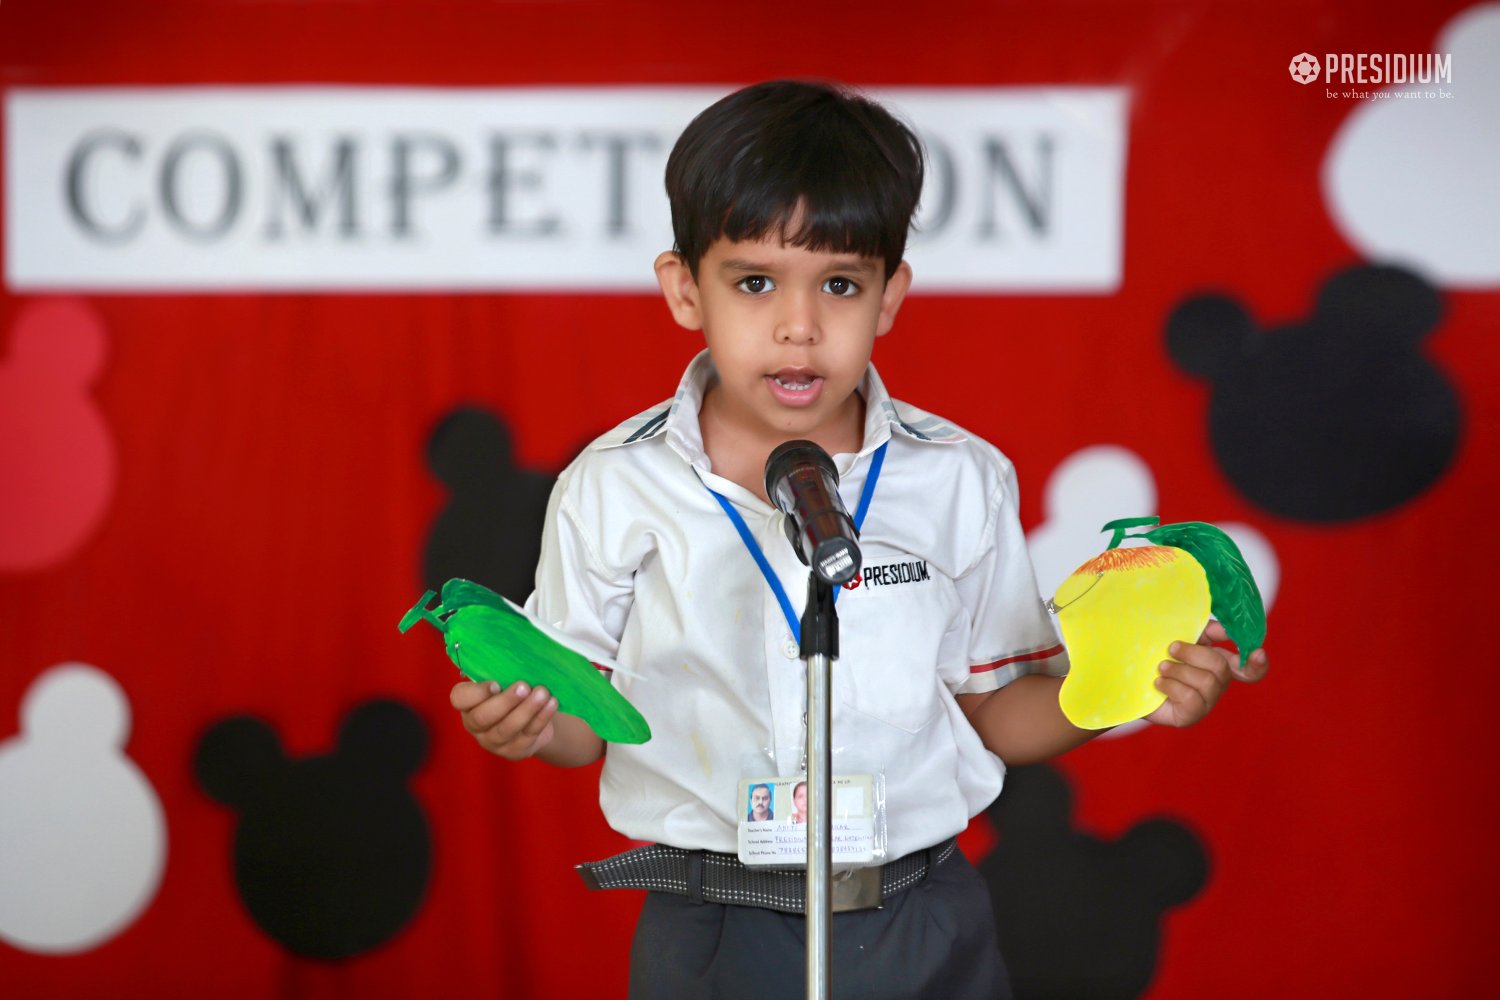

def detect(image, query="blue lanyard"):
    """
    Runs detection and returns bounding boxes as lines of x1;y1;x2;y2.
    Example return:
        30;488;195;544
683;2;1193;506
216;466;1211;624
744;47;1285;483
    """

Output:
706;441;888;644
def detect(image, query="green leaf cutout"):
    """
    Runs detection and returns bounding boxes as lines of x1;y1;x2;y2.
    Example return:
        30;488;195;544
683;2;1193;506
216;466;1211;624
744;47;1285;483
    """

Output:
400;579;651;744
1141;521;1267;665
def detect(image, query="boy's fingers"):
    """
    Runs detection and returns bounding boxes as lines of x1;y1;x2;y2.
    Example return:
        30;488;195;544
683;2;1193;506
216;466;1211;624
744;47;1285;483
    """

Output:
1153;675;1209;722
1159;658;1223;703
462;682;527;734
1168;641;1233;683
1193;622;1270;684
483;684;556;745
518;694;559;740
476;683;540;737
1198;620;1230;644
450;680;490;712
1231;648;1270;683
508;686;554;740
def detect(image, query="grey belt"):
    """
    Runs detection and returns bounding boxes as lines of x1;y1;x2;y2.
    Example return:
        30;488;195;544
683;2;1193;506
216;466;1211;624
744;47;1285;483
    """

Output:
576;837;957;914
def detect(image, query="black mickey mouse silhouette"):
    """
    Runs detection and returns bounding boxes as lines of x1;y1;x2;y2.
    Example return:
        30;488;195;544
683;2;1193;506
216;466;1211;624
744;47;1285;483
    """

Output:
980;765;1208;999
194;699;430;959
1166;264;1461;523
423;406;554;603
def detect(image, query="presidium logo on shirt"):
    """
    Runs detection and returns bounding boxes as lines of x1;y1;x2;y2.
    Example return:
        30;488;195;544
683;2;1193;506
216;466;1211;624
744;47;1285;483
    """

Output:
847;559;932;591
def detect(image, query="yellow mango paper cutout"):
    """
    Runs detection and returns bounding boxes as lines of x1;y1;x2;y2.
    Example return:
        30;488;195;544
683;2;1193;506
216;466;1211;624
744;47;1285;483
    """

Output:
1052;516;1266;730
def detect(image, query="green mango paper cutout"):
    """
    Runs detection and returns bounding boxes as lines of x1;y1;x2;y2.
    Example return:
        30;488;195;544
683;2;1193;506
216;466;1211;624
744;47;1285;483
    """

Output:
400;578;650;744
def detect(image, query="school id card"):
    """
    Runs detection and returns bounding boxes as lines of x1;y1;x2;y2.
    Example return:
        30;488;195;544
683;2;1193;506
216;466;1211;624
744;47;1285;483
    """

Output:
735;774;877;867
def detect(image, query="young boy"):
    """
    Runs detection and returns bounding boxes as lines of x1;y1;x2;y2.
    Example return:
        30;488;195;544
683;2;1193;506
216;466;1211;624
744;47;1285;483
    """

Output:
450;79;1267;998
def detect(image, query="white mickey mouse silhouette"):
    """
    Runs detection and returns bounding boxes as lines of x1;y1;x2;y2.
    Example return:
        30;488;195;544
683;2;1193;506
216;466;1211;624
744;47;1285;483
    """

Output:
1028;445;1161;599
0;663;166;953
1026;445;1279;738
1323;3;1500;286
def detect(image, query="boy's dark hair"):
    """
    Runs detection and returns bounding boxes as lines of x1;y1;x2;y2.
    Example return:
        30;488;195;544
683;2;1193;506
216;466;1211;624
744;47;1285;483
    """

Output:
665;80;924;281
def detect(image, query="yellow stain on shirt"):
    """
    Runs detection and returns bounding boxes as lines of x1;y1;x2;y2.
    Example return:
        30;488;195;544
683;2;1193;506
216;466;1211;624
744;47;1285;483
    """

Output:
689;729;713;780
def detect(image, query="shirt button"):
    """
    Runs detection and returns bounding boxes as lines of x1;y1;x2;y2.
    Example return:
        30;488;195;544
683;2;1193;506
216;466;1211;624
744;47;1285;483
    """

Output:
782;636;800;659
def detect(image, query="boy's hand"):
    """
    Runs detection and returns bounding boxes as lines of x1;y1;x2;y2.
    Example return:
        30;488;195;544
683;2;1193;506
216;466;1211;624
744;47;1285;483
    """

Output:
450;679;560;760
1144;620;1268;728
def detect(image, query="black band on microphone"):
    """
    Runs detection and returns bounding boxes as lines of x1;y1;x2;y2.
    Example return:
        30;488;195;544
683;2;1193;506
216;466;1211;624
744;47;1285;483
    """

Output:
764;440;862;586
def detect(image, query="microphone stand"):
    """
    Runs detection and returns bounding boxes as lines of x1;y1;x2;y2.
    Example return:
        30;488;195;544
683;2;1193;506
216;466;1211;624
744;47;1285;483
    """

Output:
763;438;863;999
800;573;838;1000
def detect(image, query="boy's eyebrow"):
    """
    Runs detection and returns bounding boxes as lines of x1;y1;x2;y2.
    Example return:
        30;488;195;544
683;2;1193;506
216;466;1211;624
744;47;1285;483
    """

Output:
717;256;879;276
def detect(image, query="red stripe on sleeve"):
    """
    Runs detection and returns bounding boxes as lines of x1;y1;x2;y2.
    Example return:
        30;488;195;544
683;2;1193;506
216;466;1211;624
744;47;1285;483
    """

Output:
970;644;1066;674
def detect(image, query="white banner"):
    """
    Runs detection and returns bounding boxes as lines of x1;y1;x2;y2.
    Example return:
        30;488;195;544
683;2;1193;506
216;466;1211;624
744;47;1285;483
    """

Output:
5;86;1126;293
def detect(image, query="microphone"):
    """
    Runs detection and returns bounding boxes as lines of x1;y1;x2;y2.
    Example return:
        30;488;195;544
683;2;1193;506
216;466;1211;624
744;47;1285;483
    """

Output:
764;440;862;586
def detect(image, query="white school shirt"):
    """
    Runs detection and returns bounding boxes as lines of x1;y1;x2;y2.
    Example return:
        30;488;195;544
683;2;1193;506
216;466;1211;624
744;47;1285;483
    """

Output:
526;350;1067;859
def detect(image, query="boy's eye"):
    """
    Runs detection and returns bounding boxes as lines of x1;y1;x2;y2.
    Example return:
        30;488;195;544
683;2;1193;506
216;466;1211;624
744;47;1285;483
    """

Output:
736;275;775;294
823;276;859;297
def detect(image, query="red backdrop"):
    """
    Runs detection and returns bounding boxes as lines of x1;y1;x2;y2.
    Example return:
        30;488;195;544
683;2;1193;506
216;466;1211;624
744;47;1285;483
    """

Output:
2;1;1496;997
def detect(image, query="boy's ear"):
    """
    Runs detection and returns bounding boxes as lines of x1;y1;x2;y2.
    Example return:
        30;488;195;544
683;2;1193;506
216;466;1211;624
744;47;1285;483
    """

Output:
875;261;913;338
654;251;703;331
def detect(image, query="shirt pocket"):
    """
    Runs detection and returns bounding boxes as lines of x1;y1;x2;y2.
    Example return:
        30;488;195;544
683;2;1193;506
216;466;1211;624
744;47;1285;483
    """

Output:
832;568;963;734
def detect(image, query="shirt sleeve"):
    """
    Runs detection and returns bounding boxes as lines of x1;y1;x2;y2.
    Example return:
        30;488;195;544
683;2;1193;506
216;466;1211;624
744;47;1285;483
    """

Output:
951;454;1068;696
523;461;635;668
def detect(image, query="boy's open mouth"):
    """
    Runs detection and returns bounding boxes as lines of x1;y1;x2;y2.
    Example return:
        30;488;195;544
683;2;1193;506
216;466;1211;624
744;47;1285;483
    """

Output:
772;371;817;391
766;368;824;406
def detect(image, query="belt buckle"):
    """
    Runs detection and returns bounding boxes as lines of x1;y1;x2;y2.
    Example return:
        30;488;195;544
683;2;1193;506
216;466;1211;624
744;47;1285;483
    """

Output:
828;866;882;912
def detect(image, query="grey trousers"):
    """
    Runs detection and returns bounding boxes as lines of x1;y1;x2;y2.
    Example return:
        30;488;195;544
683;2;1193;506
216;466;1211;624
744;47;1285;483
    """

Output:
627;846;1011;999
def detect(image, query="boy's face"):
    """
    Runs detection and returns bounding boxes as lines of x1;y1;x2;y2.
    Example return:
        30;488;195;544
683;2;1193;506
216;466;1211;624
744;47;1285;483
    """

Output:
656;231;912;454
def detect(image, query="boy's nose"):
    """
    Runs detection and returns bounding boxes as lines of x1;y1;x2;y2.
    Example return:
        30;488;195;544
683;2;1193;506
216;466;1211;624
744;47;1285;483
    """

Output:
774;293;820;345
